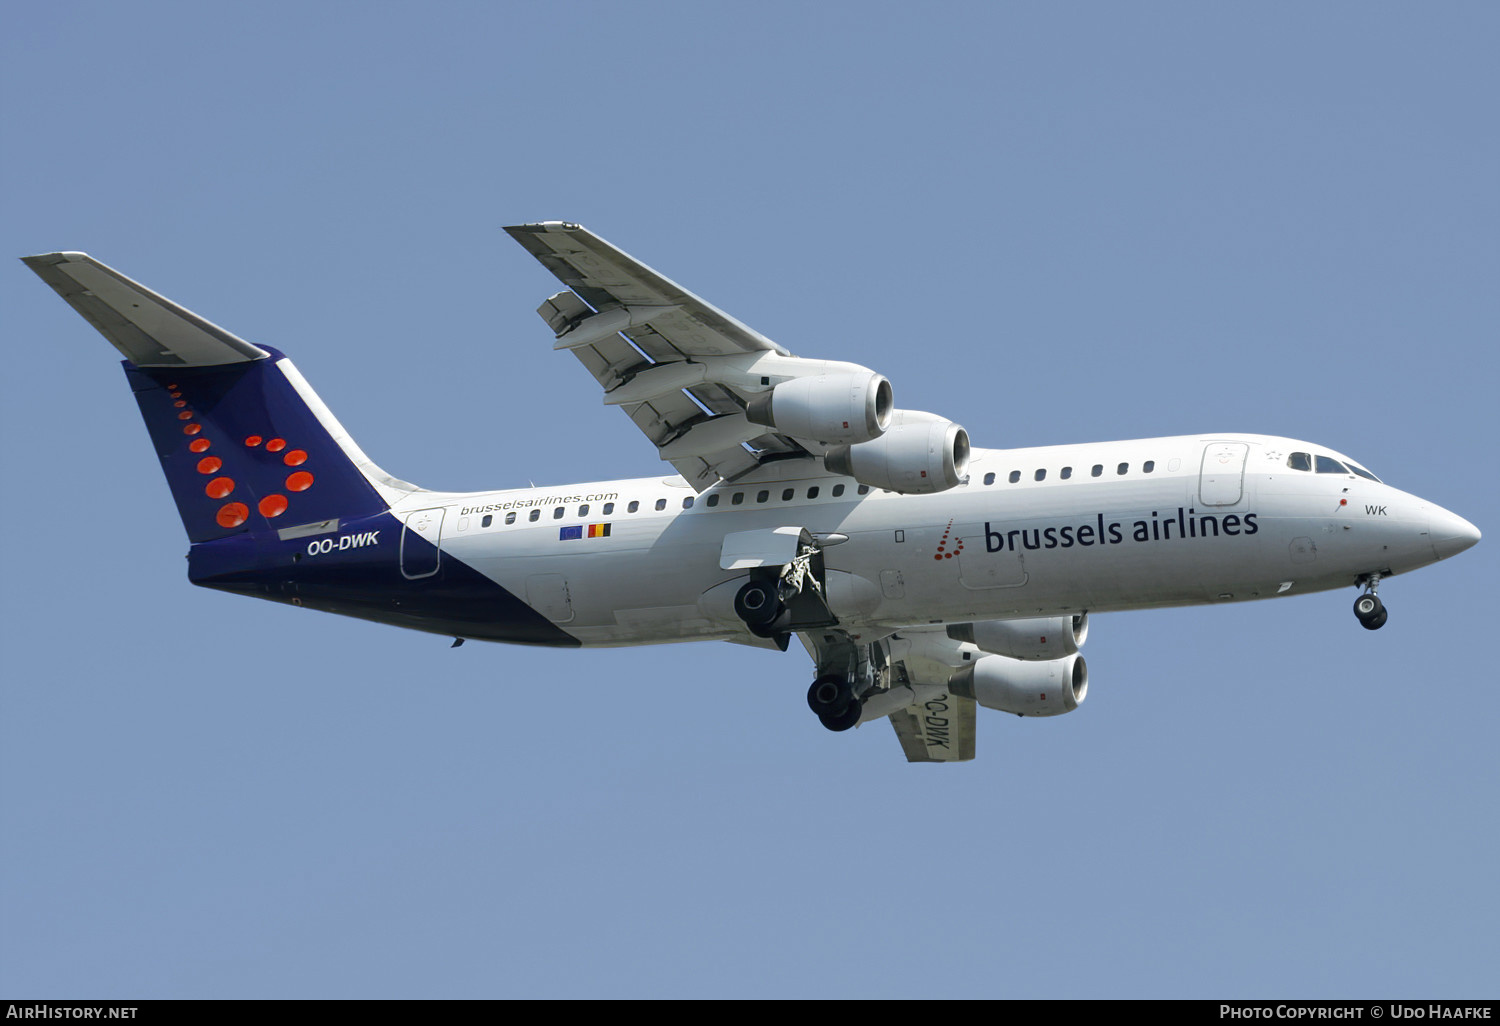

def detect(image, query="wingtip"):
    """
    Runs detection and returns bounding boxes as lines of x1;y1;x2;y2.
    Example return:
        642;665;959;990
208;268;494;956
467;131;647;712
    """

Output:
504;221;582;233
21;251;89;267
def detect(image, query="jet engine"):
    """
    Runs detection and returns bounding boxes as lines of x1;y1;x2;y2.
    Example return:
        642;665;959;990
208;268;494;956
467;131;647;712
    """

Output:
823;410;970;494
946;613;1089;661
744;371;893;446
948;653;1088;717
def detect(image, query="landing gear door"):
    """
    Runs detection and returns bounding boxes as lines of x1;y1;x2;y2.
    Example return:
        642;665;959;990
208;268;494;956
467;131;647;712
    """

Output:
1199;442;1249;507
719;526;807;570
712;526;838;637
400;507;445;579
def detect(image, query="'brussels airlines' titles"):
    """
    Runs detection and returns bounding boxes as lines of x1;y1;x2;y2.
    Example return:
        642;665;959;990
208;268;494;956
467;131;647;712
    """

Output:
985;508;1260;553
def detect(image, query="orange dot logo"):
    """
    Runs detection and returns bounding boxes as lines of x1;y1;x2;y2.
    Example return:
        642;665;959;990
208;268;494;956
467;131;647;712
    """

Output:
197;456;223;475
189;438;211;453
216;502;249;528
266;438;286;452
258;494;288;518
283;449;307;466
173;400;187;408
245;435;263;447
286;471;314;492
933;519;964;561
177;411;194;421
183;423;202;435
205;477;235;499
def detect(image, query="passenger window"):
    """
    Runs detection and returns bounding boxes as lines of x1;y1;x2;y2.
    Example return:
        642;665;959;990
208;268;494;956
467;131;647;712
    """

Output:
707;494;720;507
506;512;516;525
482;515;493;528
579;504;589;517
553;507;564;519
1315;455;1348;474
1091;465;1103;477
857;484;870;495
782;488;794;501
1143;461;1155;473
529;509;540;522
731;492;744;505
628;500;639;513
1287;452;1312;471
806;486;820;499
655;498;667;511
832;484;845;497
682;497;694;509
756;490;769;503
1117;463;1129;475
984;472;995;485
1060;467;1072;480
603;502;614;515
1009;471;1021;484
1035;469;1046;482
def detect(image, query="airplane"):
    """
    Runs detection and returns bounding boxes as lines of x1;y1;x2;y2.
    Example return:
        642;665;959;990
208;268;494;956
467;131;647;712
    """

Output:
22;223;1481;761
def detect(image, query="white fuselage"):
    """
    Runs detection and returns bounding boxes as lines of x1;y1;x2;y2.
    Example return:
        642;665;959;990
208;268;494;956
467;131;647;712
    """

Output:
394;434;1460;646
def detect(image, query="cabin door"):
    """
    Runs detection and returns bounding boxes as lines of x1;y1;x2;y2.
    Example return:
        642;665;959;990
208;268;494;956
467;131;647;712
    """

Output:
400;507;446;579
1199;442;1249;507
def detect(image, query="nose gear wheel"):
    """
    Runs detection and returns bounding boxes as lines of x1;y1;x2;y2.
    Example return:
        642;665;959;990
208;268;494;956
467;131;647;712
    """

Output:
1354;574;1387;630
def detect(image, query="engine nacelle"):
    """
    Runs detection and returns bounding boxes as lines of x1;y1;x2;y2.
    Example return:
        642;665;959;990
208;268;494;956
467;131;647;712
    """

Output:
947;613;1089;661
745;371;893;445
948;653;1088;717
823;410;970;494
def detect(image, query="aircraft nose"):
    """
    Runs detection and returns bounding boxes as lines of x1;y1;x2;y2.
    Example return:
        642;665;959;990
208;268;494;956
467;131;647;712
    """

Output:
1429;506;1481;561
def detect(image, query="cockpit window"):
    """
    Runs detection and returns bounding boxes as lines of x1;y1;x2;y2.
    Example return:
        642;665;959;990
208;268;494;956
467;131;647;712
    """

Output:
1315;455;1349;474
1346;463;1380;483
1287;452;1312;471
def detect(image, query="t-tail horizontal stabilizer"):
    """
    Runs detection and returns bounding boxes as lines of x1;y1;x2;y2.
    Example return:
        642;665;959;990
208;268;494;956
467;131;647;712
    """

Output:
23;252;410;543
22;252;267;367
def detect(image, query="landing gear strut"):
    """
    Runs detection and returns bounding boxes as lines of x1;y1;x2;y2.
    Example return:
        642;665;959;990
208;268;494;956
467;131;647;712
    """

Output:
1354;574;1388;631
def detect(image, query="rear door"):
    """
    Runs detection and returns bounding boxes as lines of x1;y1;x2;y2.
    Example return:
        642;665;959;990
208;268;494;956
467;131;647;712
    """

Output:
400;507;446;579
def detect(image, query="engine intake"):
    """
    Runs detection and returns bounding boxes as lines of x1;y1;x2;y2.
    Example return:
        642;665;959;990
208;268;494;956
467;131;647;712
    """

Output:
823;410;969;494
949;653;1088;717
745;371;893;445
947;613;1088;661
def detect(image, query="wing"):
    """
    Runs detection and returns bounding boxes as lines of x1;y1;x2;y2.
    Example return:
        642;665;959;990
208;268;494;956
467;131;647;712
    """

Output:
859;628;981;762
505;222;893;490
886;692;977;763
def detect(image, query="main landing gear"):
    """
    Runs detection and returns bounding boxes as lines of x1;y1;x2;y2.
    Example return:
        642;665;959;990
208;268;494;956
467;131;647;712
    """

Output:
807;673;862;732
734;580;789;637
1354;574;1388;631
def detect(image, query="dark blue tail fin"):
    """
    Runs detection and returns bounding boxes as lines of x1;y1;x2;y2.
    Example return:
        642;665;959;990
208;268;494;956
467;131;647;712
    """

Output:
125;352;391;542
24;252;398;543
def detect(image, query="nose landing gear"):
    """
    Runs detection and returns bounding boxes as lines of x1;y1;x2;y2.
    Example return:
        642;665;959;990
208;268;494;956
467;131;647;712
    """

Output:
1354;574;1388;630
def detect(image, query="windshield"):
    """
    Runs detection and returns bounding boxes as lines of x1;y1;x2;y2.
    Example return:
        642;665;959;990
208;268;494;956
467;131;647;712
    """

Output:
1285;450;1382;483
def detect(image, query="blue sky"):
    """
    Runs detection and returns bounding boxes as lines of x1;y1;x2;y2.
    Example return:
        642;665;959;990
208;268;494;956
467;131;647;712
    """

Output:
3;1;1496;998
